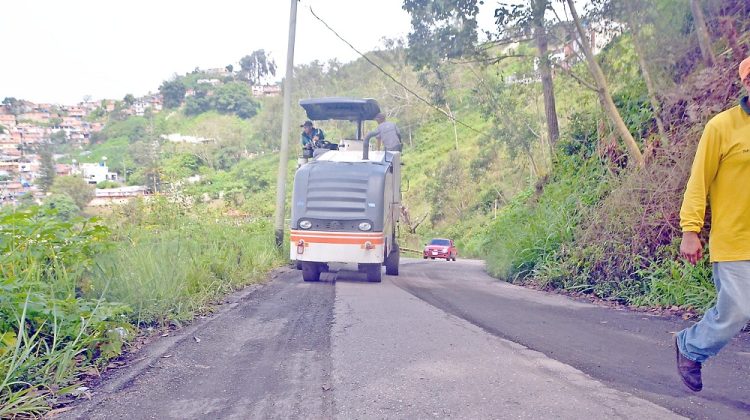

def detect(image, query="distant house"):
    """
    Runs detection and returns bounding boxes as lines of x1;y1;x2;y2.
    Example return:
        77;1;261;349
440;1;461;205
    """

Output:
89;185;150;206
197;79;221;86
206;67;229;75
251;84;281;97
149;95;163;111
77;162;118;184
0;181;24;195
0;114;17;128
132;100;148;116
0;159;20;174
55;163;73;176
66;106;86;119
15;124;46;144
0;141;18;152
19;161;39;174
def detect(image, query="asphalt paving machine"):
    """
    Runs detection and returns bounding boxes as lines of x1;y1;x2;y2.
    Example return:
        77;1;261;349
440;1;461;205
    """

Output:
290;97;400;282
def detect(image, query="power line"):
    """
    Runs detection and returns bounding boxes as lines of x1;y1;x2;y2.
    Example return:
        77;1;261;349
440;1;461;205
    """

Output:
308;7;486;136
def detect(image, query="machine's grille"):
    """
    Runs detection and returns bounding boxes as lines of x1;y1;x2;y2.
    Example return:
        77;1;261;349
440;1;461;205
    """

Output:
305;175;369;218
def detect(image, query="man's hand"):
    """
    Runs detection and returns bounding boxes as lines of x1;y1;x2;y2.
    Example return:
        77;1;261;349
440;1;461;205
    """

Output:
680;231;703;265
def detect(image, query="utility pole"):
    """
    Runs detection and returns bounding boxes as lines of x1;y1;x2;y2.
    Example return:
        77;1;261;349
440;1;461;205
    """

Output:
274;0;298;247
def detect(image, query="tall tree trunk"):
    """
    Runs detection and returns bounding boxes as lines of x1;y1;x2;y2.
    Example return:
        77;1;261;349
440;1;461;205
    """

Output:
531;0;559;153
690;0;716;67
625;8;668;146
566;0;644;167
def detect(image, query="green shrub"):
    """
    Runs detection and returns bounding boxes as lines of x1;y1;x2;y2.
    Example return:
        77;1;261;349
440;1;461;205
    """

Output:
43;194;81;220
96;180;120;189
478;155;610;281
0;208;129;416
632;247;715;311
50;176;94;209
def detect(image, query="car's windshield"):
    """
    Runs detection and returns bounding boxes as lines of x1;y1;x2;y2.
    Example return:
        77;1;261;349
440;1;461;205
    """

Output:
429;239;450;246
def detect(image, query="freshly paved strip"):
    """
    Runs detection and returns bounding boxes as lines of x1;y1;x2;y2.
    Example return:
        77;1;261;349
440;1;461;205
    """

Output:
331;266;684;419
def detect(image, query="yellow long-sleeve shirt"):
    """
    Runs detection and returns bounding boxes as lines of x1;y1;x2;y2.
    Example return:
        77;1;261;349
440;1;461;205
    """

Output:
680;98;750;262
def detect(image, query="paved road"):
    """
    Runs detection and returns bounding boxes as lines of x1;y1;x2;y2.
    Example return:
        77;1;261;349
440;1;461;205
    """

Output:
66;258;749;419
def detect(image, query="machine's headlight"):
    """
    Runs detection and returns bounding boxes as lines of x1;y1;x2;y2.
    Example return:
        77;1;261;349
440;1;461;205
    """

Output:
299;220;312;229
358;222;372;231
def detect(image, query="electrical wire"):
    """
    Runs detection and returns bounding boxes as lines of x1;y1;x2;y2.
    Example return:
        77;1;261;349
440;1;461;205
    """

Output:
308;6;486;136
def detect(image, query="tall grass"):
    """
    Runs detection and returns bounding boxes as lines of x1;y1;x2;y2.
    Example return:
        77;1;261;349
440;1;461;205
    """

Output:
633;252;715;311
96;199;282;325
0;199;284;415
472;156;610;280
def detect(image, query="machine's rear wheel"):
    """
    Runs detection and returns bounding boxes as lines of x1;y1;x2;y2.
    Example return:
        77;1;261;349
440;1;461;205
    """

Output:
385;248;400;276
365;264;382;282
301;262;321;282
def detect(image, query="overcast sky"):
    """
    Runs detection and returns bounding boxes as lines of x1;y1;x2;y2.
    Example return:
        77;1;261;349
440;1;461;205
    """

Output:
0;0;503;105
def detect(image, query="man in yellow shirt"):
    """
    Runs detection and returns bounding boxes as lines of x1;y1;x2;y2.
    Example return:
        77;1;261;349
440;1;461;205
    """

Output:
675;56;750;392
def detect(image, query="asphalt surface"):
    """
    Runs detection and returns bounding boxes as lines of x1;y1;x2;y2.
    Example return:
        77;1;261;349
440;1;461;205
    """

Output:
64;258;749;419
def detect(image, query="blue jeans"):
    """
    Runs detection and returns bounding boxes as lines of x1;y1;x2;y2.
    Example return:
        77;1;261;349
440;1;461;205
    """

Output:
677;261;750;363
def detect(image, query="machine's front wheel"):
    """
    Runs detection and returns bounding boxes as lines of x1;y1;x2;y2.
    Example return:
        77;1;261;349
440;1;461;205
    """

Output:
301;262;321;282
385;248;400;276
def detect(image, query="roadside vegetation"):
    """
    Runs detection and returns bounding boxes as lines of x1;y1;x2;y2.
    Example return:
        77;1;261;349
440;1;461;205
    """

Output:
0;201;282;416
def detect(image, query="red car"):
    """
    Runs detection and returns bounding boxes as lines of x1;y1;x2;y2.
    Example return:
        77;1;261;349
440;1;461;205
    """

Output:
423;238;457;261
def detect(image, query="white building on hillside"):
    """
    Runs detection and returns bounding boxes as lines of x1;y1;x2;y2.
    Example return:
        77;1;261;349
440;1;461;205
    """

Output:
76;160;118;184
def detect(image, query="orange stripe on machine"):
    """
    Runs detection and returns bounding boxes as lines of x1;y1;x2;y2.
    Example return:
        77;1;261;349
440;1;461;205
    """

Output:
290;236;384;245
290;230;383;237
290;230;384;245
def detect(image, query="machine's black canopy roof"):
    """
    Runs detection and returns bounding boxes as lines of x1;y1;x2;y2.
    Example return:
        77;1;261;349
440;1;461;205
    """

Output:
300;97;381;121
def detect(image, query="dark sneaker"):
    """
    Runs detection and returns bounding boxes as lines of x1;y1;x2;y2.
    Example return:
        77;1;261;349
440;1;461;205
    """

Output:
675;337;702;392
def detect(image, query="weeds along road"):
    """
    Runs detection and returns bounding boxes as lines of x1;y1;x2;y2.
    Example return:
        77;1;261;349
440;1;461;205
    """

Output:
66;259;748;419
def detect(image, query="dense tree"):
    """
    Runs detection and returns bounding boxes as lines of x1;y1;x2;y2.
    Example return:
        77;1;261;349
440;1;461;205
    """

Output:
403;0;560;153
123;93;136;106
50;176;94;208
159;78;186;108
403;0;480;69
184;83;258;119
37;143;56;192
226;64;234;73
184;88;212;116
44;193;80;220
49;130;67;145
239;50;277;85
2;97;24;116
213;83;259;119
